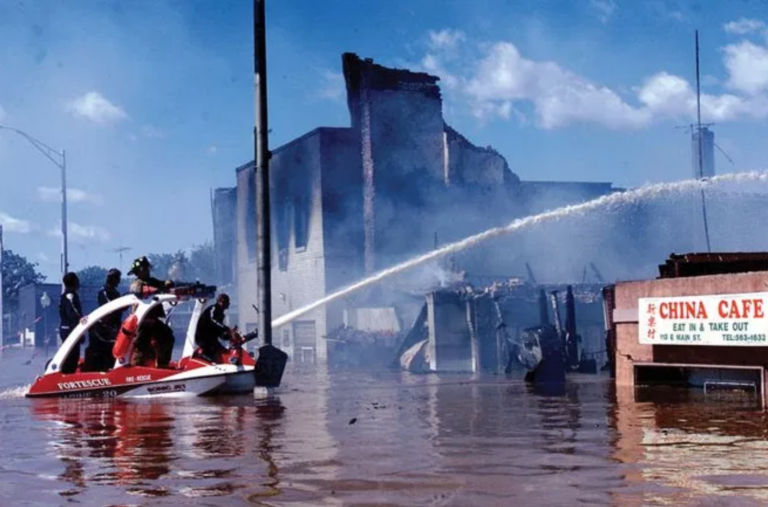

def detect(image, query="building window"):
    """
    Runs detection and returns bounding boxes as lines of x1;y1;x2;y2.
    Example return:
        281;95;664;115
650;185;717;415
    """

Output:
282;329;290;348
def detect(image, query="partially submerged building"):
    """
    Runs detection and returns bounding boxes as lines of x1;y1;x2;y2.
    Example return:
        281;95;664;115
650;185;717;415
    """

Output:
606;253;768;406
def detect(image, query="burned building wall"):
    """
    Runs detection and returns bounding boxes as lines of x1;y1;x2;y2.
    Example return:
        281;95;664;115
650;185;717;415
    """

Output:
268;128;326;362
343;53;446;272
444;125;518;188
235;127;360;362
320;128;365;333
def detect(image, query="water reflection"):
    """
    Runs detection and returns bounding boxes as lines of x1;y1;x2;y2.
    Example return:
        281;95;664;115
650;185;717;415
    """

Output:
612;385;768;506
315;371;623;506
16;362;768;506
246;396;286;505
32;399;176;496
28;394;288;503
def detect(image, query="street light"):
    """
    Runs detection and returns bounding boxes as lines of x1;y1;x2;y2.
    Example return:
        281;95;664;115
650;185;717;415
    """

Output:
0;124;69;275
40;291;50;353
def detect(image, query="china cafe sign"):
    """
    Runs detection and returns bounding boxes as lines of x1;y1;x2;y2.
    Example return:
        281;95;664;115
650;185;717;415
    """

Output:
639;293;768;346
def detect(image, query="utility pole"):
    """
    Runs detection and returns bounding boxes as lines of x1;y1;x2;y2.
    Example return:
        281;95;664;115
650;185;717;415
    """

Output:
695;30;712;253
255;0;272;349
253;0;287;389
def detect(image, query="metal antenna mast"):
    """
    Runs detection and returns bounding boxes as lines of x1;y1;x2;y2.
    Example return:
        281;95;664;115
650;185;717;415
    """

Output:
111;246;131;267
695;29;712;253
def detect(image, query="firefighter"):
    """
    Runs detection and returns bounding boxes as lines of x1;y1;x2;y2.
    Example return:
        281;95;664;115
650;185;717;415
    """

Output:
127;256;175;368
127;256;174;297
131;305;176;368
58;272;83;374
195;294;232;361
84;268;124;371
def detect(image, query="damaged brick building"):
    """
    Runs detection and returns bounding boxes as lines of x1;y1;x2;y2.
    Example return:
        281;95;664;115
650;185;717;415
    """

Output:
212;53;621;363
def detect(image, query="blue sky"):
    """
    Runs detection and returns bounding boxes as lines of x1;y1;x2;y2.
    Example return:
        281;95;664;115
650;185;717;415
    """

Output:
1;0;768;280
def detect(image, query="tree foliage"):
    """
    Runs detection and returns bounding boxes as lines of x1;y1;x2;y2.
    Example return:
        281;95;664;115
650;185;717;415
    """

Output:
1;249;46;305
145;242;215;283
187;242;215;282
76;265;109;287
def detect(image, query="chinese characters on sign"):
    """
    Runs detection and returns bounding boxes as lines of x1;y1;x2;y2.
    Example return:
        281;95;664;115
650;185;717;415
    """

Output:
639;293;768;346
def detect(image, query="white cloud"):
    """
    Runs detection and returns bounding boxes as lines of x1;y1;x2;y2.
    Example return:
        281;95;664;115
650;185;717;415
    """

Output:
318;70;345;102
0;212;33;234
38;186;103;205
66;91;128;125
428;29;465;51
724;18;766;35
635;72;691;116
0;104;5;122
48;222;111;242
435;31;768;129
206;144;218;156
723;40;768;96
466;42;650;129
635;72;766;122
589;0;618;24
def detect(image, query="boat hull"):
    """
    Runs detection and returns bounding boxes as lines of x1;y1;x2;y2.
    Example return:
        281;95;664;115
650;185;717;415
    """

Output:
216;368;256;394
25;362;237;399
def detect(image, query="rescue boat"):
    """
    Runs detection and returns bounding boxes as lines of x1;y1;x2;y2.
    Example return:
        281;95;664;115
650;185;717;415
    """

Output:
25;284;258;399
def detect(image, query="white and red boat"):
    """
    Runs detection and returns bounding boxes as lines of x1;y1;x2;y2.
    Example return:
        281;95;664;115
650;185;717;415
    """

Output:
26;284;258;399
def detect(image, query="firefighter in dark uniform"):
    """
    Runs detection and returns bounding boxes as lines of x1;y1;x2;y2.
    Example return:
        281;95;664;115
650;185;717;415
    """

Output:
84;268;123;371
195;294;231;361
58;272;82;374
127;256;176;368
128;256;174;298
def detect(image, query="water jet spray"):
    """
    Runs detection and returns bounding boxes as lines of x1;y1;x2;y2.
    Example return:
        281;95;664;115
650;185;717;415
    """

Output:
271;171;768;330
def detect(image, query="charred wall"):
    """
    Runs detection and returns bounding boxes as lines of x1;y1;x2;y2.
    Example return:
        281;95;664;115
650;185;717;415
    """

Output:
235;127;360;361
342;53;530;275
444;125;518;188
343;53;448;272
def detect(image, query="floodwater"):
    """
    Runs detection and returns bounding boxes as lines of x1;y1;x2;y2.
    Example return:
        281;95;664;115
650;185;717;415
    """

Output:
2;347;768;506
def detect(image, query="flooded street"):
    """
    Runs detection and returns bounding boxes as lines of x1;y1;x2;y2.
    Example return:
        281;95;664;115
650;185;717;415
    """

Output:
1;347;767;506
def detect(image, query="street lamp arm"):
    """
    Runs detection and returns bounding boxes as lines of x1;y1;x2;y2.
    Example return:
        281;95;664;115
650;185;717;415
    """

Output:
0;123;69;275
0;124;64;169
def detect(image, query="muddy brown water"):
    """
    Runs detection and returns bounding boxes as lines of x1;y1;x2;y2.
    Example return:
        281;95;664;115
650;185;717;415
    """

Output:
2;347;768;506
